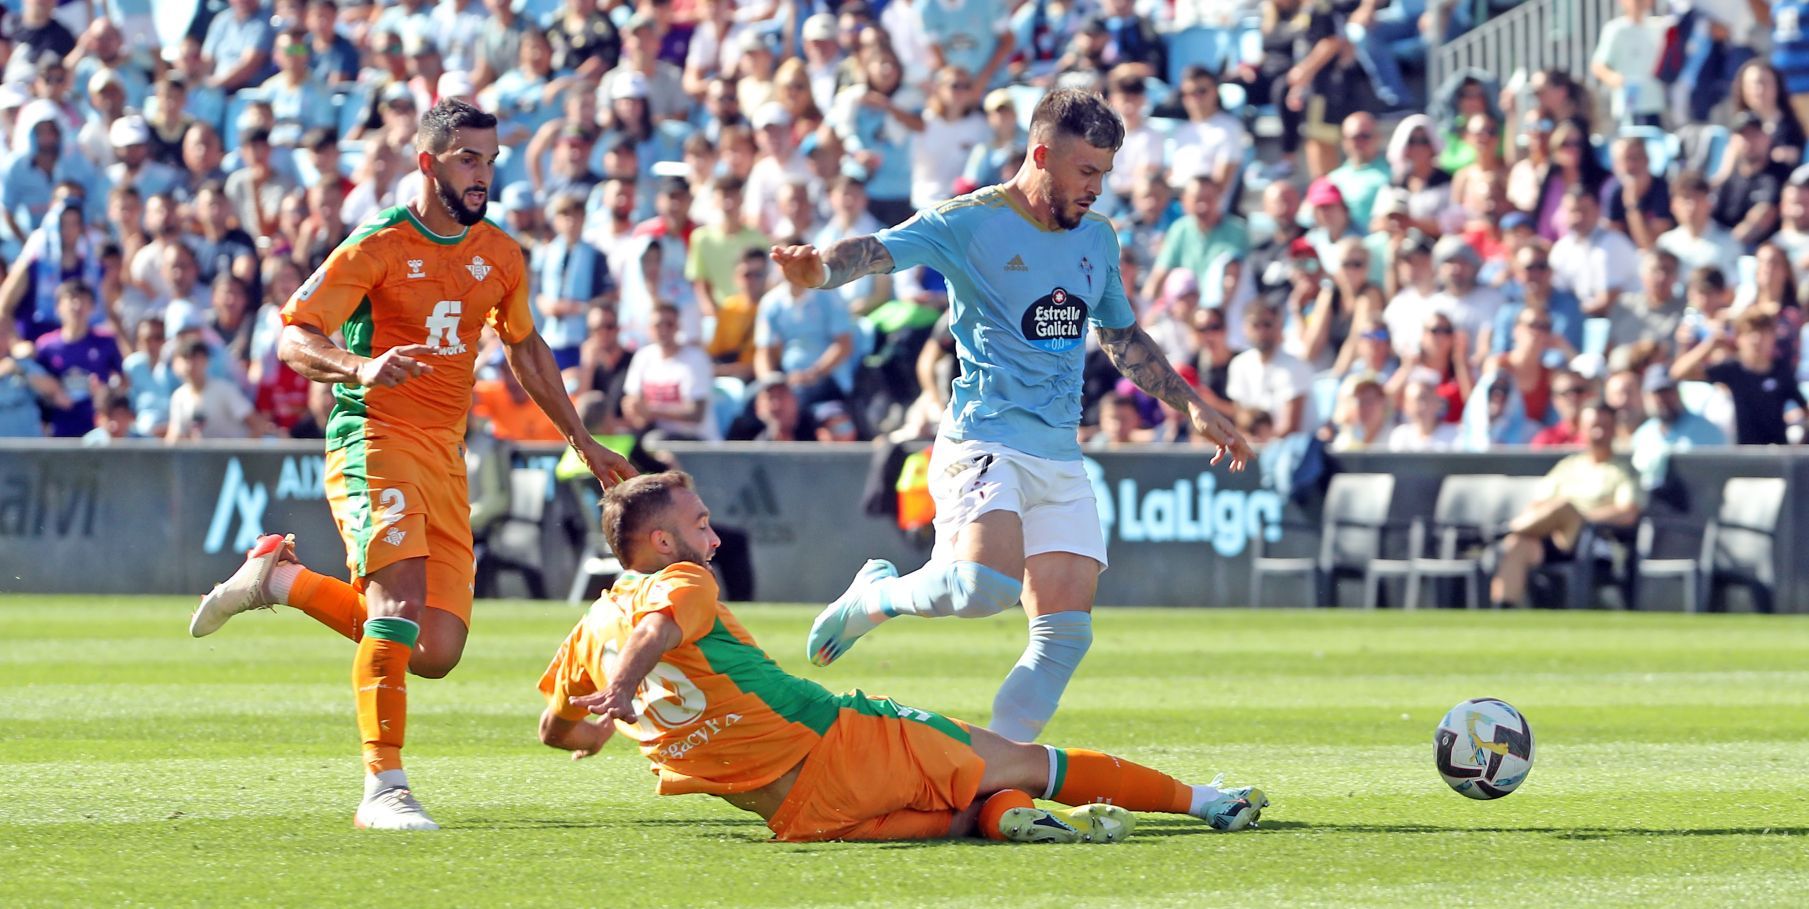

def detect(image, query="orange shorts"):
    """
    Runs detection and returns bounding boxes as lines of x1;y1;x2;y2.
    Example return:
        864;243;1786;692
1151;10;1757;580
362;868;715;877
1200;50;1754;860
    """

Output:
767;694;985;842
323;434;475;625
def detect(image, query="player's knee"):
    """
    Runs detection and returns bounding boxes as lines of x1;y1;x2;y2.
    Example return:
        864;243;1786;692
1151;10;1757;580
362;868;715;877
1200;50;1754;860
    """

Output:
408;651;460;679
947;561;1022;619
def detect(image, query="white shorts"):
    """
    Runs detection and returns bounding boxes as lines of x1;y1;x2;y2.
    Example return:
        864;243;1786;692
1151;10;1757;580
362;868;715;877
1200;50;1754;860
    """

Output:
927;436;1108;570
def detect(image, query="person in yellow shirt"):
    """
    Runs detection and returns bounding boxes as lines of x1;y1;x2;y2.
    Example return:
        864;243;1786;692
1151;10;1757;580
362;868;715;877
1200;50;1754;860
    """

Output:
706;247;767;379
538;471;1269;842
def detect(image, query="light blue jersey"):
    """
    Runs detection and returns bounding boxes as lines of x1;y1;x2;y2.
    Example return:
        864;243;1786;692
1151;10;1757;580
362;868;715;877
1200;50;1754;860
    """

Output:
877;185;1133;461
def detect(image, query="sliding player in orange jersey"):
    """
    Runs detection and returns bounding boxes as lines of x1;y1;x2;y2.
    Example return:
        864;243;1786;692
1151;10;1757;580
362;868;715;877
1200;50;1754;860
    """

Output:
537;472;1268;842
189;99;635;831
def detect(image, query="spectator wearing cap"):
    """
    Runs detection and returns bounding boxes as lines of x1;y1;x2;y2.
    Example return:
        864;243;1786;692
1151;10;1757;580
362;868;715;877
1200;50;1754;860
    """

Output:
1344;313;1400;385
1713;113;1791;248
1324;113;1391;235
1143;175;1249;307
75;68;128;169
755;235;856;412
918;0;1015;90
1144;269;1203;365
222;125;295;242
1302;177;1359;265
535;193;618;371
1487;240;1584;357
800;13;845;114
1429;234;1506;342
1387;115;1461;238
201;0;275;92
1589;0;1667;128
910;66;988;212
1675;304;1806;444
402;32;448;109
260;29;335;148
734;374;806;442
601;11;688;122
744;100;810;234
1630;365;1725;488
498;182;548;257
302;0;360;86
1382;231;1439;355
829;41;922;226
1323;372;1392;452
965;87;1026;187
1601;135;1673;251
1228;304;1314;438
1550;186;1639;318
732;28;779;116
1658;172;1743;279
1168;66;1248;192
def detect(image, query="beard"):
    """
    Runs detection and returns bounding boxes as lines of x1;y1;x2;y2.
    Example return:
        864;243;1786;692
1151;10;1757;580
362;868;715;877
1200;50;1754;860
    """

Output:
1048;183;1094;231
671;538;715;566
434;175;487;226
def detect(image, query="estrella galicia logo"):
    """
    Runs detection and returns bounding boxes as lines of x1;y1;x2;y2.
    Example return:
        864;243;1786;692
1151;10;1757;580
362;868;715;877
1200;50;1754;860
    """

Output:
1021;287;1088;353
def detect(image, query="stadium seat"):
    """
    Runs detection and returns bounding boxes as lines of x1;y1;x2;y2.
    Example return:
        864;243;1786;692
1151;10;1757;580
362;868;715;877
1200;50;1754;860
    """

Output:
477;468;556;600
1404;474;1525;609
1249;473;1397;608
336;84;372;139
1695;124;1731;178
1637;477;1785;613
1312;375;1341;428
1165;27;1236;87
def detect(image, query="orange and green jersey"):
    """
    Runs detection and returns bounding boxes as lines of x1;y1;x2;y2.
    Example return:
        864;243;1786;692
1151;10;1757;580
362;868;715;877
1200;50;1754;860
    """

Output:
281;206;534;452
538;562;846;796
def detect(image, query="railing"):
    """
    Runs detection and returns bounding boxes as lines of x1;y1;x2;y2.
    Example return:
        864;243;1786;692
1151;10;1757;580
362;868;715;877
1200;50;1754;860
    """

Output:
1431;0;1618;104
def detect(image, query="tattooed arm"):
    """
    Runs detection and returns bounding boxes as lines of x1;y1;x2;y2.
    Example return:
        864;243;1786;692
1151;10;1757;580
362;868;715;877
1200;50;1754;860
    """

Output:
770;237;896;290
1096;323;1254;470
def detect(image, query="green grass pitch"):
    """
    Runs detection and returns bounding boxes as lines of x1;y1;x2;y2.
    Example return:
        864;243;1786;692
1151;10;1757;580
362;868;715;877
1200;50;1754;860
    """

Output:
4;597;1808;907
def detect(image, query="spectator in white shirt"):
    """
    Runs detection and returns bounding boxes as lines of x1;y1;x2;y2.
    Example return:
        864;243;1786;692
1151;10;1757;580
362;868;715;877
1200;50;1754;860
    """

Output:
910;66;990;211
1386;368;1463;450
1168;65;1247;190
1428;235;1505;342
1550;185;1641;317
1104;70;1165;199
1657;172;1743;279
623;302;720;442
164;336;262;442
1227;304;1314;437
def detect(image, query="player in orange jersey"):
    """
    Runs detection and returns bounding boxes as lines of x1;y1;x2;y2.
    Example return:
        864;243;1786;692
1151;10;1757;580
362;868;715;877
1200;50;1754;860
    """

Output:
537;472;1268;843
190;99;636;831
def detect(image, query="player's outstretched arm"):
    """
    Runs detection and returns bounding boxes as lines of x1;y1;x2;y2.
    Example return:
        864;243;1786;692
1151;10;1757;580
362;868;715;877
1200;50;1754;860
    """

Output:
771;236;895;291
567;611;682;724
502;331;637;489
1096;323;1254;471
278;324;434;387
539;707;615;760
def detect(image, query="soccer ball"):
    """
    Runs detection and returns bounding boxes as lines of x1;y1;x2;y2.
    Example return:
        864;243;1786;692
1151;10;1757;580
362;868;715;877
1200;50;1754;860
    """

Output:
1434;697;1535;800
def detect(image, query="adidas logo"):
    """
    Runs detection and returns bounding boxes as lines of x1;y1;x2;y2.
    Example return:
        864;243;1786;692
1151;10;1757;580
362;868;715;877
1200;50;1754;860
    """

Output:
1005;254;1028;272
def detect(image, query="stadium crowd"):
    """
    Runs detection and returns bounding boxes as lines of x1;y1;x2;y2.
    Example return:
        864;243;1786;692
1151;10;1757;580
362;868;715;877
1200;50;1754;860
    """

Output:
2;0;1807;490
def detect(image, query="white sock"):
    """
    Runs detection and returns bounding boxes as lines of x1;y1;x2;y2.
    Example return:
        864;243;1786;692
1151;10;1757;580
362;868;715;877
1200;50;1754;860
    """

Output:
268;563;304;603
364;768;409;799
1188;784;1224;817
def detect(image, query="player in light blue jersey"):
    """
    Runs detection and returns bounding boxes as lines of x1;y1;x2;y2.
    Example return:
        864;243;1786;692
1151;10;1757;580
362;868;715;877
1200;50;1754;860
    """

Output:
772;89;1253;743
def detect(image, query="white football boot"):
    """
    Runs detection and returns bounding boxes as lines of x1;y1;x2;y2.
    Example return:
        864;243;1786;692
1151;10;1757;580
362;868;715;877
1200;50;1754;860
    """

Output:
354;787;441;831
189;533;294;637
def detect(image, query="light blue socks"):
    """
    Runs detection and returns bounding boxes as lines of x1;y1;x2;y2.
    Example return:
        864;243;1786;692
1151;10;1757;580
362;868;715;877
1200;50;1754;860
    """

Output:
989;612;1094;742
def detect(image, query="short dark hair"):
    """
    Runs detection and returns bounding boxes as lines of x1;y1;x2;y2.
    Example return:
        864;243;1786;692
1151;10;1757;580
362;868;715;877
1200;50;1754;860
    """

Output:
1028;88;1125;151
415;98;498;155
712;174;746;196
178;336;211;359
1673;171;1711;197
1563;184;1597;204
657;175;691;197
55;280;94;304
1688;265;1727;292
302;127;338;152
602;471;698;567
